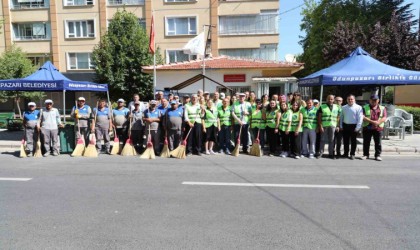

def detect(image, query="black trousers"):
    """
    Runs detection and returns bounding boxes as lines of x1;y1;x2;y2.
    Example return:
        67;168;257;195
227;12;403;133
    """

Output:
218;125;231;151
363;128;382;157
342;123;358;156
289;132;301;156
335;130;343;155
315;131;321;156
116;127;128;146
186;123;202;154
266;127;277;154
234;124;249;153
280;131;290;152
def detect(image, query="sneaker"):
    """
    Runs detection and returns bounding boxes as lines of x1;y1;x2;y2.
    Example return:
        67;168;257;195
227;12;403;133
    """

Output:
218;149;223;154
268;153;273;157
106;149;111;155
52;152;59;156
210;150;216;155
309;154;314;159
205;150;210;155
43;153;50;157
295;155;300;159
315;154;321;159
187;152;192;156
350;155;355;160
360;156;368;160
328;155;335;160
375;156;382;161
27;152;33;157
197;152;202;156
280;152;286;158
300;155;305;158
225;149;231;155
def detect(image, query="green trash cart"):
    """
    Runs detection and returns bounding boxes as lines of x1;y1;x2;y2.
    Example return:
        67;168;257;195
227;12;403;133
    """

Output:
59;124;75;154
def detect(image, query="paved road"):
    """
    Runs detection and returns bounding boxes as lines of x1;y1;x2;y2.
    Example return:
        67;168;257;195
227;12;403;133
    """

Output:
1;154;420;249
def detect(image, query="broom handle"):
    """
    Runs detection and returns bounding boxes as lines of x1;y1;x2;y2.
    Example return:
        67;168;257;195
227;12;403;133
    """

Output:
91;101;99;132
184;106;200;141
108;102;117;138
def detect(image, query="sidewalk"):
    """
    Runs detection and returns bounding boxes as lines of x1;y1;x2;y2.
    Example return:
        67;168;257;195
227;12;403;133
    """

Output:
0;129;419;154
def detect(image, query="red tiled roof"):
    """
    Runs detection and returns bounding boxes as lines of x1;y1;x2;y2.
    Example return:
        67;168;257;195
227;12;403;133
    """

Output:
142;56;304;71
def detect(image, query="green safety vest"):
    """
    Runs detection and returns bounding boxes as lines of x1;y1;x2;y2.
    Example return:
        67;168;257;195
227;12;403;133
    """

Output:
279;110;292;132
290;111;302;132
185;103;201;124
204;108;218;128
265;109;278;129
320;104;339;127
302;107;318;130
233;102;251;124
251;110;265;129
218;106;232;126
362;104;385;128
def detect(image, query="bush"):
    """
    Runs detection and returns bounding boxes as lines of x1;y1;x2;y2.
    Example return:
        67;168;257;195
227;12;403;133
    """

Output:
396;106;420;131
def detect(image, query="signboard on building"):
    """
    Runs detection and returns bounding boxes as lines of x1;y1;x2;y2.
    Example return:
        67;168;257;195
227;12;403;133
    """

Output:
224;74;246;82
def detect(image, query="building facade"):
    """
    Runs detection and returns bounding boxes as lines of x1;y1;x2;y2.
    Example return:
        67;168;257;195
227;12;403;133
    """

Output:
0;0;279;80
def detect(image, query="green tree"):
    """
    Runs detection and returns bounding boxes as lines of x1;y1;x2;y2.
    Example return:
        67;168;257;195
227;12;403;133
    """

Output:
92;10;162;101
0;46;45;103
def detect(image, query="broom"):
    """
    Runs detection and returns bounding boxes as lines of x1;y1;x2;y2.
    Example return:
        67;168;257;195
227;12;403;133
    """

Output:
19;129;27;158
33;109;43;158
170;126;193;159
83;133;98;157
71;119;86;157
232;124;243;157
160;130;170;158
140;125;155;159
121;116;137;156
250;128;262;157
108;102;120;155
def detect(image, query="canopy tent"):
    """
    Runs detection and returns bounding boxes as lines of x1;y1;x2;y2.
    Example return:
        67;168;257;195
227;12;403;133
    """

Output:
298;47;420;103
170;74;234;92
0;61;109;121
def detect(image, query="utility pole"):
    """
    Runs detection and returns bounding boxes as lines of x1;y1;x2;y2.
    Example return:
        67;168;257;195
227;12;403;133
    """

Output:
202;24;215;91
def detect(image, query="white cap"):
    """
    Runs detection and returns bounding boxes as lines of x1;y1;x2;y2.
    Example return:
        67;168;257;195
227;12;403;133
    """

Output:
220;93;225;98
117;98;125;103
28;102;36;106
78;97;85;101
44;99;53;104
150;100;157;105
238;93;246;97
313;99;319;103
204;91;210;95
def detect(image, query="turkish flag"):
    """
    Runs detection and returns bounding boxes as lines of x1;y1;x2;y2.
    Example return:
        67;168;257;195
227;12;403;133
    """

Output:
149;15;155;55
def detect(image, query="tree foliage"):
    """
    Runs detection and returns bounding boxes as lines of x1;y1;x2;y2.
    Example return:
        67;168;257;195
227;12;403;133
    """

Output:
0;46;45;103
92;10;162;102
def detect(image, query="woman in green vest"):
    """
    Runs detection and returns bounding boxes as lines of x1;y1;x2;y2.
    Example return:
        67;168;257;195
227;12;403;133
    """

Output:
265;100;280;156
278;102;292;158
202;99;219;155
250;99;266;153
289;102;303;159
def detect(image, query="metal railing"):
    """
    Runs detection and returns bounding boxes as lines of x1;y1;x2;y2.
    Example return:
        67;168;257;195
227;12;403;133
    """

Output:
14;35;50;40
11;1;48;9
107;0;144;5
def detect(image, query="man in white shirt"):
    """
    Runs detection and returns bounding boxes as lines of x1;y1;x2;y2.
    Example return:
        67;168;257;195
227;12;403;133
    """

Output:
339;94;363;160
40;99;63;156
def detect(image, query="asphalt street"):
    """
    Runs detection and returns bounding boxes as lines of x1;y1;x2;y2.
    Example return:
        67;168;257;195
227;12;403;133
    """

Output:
1;153;420;250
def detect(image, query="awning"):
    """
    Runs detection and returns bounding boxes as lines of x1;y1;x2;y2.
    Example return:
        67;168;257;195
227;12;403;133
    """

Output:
252;77;298;82
170;74;233;91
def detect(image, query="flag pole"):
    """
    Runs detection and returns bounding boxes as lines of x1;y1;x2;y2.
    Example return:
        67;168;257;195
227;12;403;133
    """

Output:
152;11;157;95
202;25;206;91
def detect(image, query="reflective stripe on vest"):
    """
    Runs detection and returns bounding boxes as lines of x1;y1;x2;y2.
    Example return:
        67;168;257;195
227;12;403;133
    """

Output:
204;109;218;128
218;106;231;126
251;110;265;129
362;104;384;128
320;104;339;127
280;110;292;131
290;111;302;132
265;109;278;128
186;103;201;124
302;107;318;129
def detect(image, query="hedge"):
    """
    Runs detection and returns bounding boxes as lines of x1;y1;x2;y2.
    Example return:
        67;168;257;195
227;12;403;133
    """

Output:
396;106;420;131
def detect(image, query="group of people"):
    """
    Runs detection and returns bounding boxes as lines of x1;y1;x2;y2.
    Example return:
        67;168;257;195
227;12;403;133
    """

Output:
22;90;386;161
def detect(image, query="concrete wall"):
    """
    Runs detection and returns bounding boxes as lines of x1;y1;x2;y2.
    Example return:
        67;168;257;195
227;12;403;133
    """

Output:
395;85;420;107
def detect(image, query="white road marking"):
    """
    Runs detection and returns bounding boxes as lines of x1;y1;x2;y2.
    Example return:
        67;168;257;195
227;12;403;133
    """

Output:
0;178;32;182
182;182;370;189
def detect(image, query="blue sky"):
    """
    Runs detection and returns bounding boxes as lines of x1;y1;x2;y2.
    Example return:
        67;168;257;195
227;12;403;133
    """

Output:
278;0;420;61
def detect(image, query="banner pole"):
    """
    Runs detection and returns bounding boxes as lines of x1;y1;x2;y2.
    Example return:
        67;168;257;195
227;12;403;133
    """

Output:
63;90;66;123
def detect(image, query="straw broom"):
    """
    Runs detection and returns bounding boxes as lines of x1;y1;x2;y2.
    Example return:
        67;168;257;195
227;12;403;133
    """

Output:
160;130;170;158
71;119;85;157
83;133;98;157
108;102;120;155
170;126;193;159
121;116;137;156
19;130;27;158
140;125;155;159
232;124;243;157
250;128;262;157
33;109;43;158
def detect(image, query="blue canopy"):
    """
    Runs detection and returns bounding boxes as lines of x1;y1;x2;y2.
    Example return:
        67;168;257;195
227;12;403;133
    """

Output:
299;47;420;87
0;61;108;92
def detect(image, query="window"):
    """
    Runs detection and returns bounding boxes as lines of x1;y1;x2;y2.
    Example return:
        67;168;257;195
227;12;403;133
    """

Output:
219;44;278;61
28;55;51;67
64;0;93;6
166;17;197;36
11;0;48;9
219;10;278;35
165;0;195;2
66;20;95;38
166;50;197;63
67;53;94;70
13;23;51;40
138;18;146;29
107;0;144;5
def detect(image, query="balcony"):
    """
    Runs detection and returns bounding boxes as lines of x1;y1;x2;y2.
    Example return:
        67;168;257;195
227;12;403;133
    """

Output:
10;0;49;9
219;13;279;36
108;0;144;6
13;23;51;41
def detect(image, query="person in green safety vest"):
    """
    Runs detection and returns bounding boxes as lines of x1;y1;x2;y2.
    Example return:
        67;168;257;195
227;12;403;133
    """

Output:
334;96;344;157
232;93;252;154
250;99;267;154
265;100;280;156
362;94;387;161
317;95;341;159
289;102;303;159
301;99;318;159
218;98;233;155
278;102;292;158
201;99;219;155
184;94;204;156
